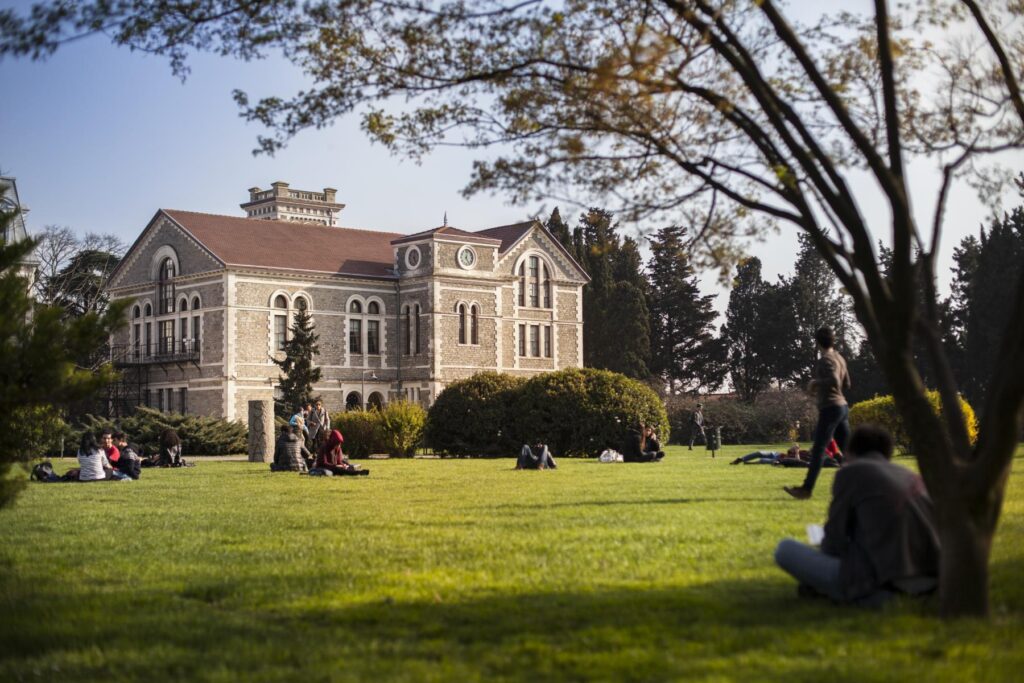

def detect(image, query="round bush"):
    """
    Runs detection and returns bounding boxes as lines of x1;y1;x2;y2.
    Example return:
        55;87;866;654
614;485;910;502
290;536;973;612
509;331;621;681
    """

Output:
849;390;978;453
515;368;669;457
425;372;526;456
332;410;384;459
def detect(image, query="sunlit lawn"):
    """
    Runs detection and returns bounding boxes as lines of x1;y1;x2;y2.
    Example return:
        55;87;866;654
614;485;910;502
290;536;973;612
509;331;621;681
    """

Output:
1;444;1023;682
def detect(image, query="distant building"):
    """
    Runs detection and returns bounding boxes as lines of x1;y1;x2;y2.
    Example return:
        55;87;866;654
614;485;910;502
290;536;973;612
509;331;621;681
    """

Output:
0;175;39;290
104;183;589;422
240;181;345;226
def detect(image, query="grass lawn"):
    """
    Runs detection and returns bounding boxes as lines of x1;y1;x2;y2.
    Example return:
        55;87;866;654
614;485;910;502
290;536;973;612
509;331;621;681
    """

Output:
2;444;1023;682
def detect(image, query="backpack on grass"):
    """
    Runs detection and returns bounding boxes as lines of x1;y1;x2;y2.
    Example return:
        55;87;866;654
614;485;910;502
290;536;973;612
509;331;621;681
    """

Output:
30;461;59;482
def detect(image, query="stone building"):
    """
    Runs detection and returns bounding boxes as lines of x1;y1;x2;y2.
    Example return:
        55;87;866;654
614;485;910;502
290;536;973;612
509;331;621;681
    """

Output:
104;183;589;423
1;175;40;289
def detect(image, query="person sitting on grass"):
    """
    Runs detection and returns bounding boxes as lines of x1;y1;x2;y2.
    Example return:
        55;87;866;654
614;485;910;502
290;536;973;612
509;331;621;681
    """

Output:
272;424;310;473
773;424;940;607
77;432;117;481
622;422;665;462
112;431;142;479
517;441;557;470
156;429;185;467
315;429;369;476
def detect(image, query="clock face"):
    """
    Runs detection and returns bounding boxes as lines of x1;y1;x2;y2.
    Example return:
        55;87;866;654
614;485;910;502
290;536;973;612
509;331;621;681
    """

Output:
406;246;421;269
458;246;477;269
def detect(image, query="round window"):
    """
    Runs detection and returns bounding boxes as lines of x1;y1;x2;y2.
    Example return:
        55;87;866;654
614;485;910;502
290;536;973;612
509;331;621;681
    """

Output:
457;245;477;270
405;246;422;270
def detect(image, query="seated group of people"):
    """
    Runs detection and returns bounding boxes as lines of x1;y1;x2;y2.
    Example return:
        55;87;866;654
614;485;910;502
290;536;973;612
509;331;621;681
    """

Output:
70;428;185;482
271;425;369;476
731;439;842;467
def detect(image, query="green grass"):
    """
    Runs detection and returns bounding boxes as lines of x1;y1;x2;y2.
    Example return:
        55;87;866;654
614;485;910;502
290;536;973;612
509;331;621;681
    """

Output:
2;445;1023;682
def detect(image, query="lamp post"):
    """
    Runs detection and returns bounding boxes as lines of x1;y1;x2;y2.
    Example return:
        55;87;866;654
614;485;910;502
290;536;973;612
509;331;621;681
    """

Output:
361;369;378;410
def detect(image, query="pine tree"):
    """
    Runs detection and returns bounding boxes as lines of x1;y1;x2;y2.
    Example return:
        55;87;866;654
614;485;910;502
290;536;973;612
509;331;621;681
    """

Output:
574;208;651;379
272;309;322;415
646;226;724;394
789;233;851;382
544;207;574;255
721;257;774;402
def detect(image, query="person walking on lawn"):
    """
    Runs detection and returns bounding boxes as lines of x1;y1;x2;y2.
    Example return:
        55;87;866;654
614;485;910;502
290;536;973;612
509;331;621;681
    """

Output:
785;326;851;500
688;403;705;450
308;399;330;450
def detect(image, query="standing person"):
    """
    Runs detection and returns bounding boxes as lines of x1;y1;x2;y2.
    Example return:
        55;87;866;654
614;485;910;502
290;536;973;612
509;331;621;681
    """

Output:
308;399;330;450
785;326;851;500
688;403;706;450
774;425;940;606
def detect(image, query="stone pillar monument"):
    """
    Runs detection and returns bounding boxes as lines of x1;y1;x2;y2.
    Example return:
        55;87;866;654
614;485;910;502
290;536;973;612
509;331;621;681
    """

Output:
248;400;275;463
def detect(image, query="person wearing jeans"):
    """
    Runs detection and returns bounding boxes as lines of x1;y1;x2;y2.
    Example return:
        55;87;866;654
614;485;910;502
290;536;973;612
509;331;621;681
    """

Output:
785;326;851;499
517;443;557;470
774;425;940;606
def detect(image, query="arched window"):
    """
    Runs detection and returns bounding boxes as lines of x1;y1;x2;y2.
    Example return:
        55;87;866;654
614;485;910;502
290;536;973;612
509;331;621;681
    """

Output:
143;303;152;357
273;295;288;351
158;257;176;314
542;263;551;308
131;306;141;358
178;297;189;350
144;303;152;317
345;392;362;411
458;303;467;344
295;296;308;312
414;304;422;353
518;262;526;306
366;302;380;355
470;304;479;345
404;305;412;355
349;300;362;314
191;296;201;355
528;256;539;307
367;301;379;314
132;306;141;320
367;392;385;410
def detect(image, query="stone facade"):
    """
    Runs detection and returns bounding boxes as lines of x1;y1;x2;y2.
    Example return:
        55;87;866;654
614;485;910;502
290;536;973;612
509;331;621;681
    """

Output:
105;203;588;425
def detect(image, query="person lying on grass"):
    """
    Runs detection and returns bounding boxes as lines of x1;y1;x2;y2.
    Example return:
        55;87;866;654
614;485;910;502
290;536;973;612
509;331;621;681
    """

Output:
734;441;842;467
774;424;939;607
314;429;369;476
271;424;310;473
622;422;665;462
517;441;557;470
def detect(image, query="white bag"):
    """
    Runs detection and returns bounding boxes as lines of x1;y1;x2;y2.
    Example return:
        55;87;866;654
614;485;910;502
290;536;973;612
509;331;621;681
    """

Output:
598;449;624;463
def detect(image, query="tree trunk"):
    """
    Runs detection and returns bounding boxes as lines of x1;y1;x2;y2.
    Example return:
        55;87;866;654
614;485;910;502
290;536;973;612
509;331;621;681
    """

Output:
936;503;994;618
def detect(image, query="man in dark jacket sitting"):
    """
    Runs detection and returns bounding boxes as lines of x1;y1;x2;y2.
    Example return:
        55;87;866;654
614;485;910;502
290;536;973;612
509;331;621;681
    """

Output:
774;424;940;606
271;425;311;473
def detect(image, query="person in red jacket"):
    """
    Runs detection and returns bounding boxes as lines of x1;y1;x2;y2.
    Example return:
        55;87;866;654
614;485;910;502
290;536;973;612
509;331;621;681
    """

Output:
315;429;369;476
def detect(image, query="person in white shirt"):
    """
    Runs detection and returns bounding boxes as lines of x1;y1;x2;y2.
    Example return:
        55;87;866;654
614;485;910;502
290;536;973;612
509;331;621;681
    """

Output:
77;432;112;481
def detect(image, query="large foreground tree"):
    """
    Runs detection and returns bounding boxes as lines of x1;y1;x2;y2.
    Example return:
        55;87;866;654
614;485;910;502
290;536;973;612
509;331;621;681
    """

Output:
3;0;1023;617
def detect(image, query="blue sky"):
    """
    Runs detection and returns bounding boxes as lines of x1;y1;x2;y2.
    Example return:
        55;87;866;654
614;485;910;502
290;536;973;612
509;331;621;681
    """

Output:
0;1;1018;316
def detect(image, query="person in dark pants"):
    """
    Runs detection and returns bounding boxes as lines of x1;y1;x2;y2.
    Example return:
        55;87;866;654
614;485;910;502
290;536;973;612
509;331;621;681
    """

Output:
785;326;851;499
774;425;939;606
688;403;705;450
517;442;557;470
623;423;664;463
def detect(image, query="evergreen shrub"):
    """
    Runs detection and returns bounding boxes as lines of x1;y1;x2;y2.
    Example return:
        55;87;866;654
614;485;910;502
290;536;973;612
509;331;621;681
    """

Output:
515;368;670;457
665;391;816;444
68;407;247;456
379;400;427;457
424;372;526;456
849;391;978;452
332;410;384;459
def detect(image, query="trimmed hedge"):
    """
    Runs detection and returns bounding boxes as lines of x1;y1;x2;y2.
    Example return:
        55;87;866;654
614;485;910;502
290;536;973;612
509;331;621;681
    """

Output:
426;368;669;457
68;407;247;456
849;391;978;452
332;401;428;458
665;391;817;445
424;372;526;456
331;411;384;459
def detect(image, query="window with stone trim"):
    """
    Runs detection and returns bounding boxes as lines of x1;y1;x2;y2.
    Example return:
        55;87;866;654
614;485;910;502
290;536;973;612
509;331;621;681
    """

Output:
470;304;479;345
415;304;422;353
518;254;551;309
158;257;176;315
458;303;467;344
349;319;362;354
273;295;289;351
518;323;526;356
349;298;382;356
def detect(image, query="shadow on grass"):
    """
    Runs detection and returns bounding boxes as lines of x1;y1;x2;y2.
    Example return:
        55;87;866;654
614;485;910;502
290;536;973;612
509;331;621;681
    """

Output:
0;568;947;682
483;497;772;511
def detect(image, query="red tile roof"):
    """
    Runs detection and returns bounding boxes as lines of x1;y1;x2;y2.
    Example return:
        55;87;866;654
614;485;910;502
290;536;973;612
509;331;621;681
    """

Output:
164;210;403;278
474;221;535;253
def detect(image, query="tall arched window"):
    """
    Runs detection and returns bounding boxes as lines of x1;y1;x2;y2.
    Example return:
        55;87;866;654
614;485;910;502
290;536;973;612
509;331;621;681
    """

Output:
542;263;551;308
131;306;141;358
470;304;479;345
143;303;152;357
178;296;189;350
414;304;422;353
273;295;289;351
528;256;539;307
404;305;412;355
349;299;363;354
366;301;380;355
518;262;526;306
191;296;202;355
458;303;467;344
158;257;176;314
